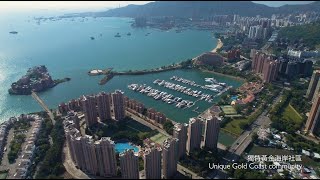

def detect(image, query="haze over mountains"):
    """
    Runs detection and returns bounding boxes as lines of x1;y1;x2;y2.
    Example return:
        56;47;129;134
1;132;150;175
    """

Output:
81;1;320;18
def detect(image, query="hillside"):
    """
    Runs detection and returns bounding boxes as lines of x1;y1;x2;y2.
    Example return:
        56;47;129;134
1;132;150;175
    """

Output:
94;1;275;18
82;1;320;18
278;21;320;50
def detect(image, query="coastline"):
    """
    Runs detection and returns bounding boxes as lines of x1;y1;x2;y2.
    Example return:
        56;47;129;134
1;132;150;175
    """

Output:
211;38;223;53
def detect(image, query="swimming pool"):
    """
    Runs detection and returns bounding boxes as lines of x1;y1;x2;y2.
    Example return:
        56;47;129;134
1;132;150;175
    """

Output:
231;95;238;101
115;142;139;153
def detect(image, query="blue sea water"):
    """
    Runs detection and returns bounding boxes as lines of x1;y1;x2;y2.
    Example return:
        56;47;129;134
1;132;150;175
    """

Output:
0;9;242;145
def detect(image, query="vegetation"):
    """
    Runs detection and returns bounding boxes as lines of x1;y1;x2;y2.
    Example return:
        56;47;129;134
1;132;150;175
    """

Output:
29;119;53;178
89;117;157;146
35;117;65;179
270;81;309;134
222;107;263;136
249;145;320;167
279;21;320;50
227;158;267;179
8;134;26;164
163;121;174;135
138;157;144;171
180;147;222;177
286;134;320;155
180;59;193;69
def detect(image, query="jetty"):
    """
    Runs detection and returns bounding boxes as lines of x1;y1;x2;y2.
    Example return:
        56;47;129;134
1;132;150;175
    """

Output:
89;64;182;85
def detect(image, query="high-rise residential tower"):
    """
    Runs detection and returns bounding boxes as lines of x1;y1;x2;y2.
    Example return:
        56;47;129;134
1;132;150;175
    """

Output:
96;92;112;121
119;149;139;179
186;118;202;154
144;147;162;179
112;90;125;121
173;123;188;159
306;70;320;100
81;95;98;127
305;94;320;135
203;116;220;151
162;138;179;179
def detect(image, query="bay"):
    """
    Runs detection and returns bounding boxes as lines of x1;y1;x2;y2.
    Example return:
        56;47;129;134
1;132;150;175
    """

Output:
0;10;243;146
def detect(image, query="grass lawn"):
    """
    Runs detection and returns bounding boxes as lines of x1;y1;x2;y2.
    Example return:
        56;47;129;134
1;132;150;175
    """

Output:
221;105;237;115
0;172;8;179
282;104;303;125
125;119;152;133
222;118;247;136
248;146;320;168
150;133;168;144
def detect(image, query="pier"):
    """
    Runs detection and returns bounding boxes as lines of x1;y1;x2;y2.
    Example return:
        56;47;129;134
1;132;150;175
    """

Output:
89;64;182;85
31;91;55;125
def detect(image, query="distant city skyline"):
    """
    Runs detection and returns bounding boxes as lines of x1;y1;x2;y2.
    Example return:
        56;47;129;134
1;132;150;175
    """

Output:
0;1;315;11
253;1;314;7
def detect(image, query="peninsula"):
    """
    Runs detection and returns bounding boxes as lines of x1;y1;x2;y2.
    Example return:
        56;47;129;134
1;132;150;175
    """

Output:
8;65;70;95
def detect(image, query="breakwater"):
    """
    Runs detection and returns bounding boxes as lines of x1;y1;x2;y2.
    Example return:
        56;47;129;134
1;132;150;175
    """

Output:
91;64;183;85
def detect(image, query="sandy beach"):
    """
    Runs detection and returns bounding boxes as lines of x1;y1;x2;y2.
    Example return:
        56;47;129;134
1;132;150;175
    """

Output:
211;38;223;53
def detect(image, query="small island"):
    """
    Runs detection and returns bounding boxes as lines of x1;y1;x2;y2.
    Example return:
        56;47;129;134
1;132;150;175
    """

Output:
8;65;71;95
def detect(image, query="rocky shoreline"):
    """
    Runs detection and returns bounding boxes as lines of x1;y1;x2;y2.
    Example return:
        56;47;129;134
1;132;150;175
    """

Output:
8;65;70;95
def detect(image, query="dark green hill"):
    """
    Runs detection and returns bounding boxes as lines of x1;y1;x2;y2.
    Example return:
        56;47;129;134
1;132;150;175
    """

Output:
278;21;320;50
95;1;275;18
87;1;319;18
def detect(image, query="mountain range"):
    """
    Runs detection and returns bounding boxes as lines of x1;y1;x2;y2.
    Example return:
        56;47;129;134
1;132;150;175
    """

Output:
84;1;320;18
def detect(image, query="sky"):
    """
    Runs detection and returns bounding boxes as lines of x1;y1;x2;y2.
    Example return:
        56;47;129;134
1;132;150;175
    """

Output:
0;1;314;11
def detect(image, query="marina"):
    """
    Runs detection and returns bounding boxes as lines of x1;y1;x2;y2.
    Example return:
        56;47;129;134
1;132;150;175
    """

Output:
128;83;195;109
127;75;233;110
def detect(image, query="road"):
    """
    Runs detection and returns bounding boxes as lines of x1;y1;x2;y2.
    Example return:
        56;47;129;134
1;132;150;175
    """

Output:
177;164;204;179
295;132;320;145
1;121;38;179
31;91;55;125
209;92;282;179
126;110;171;137
62;143;89;179
0;128;15;171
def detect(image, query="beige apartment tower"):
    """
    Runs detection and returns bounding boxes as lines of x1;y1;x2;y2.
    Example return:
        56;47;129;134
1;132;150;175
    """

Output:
96;92;112;121
81;95;98;127
144;147;162;179
173;123;188;159
203;116;220;151
305;94;320;135
186;118;202;154
119;149;139;179
94;137;117;177
64;121;117;177
306;70;320;100
112;90;126;120
162;138;179;179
